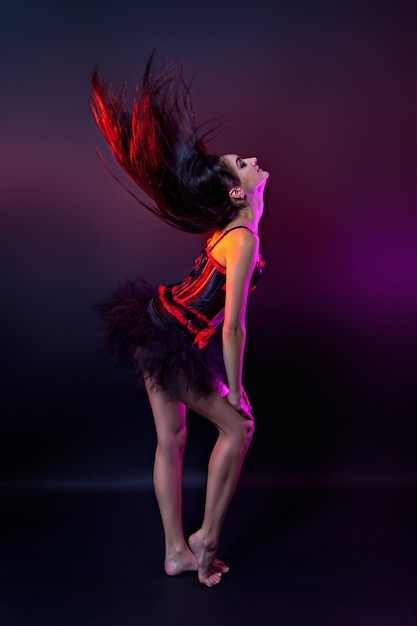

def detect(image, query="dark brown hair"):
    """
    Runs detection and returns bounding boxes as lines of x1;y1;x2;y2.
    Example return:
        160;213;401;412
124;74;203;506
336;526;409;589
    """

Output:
90;53;243;233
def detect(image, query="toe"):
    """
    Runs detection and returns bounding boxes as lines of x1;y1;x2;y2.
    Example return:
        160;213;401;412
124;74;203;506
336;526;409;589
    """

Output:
204;571;222;587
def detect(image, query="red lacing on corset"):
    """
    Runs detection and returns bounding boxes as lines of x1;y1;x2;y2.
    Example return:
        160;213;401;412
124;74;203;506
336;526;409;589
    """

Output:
158;286;215;349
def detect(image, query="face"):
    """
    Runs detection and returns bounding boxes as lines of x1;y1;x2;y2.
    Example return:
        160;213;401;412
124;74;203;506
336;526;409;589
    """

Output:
222;154;269;195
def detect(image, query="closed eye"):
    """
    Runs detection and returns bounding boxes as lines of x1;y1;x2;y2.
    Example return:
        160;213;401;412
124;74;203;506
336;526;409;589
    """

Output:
236;157;247;168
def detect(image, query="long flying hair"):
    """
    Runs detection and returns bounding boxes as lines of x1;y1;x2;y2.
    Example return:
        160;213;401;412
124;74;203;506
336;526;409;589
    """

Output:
90;53;243;233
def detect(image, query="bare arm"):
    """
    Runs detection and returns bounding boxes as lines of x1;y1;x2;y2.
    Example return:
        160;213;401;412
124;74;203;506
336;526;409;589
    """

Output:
222;229;258;417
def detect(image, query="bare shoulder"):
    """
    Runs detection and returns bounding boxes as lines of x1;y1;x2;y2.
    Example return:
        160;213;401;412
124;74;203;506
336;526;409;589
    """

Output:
224;227;258;255
211;226;259;266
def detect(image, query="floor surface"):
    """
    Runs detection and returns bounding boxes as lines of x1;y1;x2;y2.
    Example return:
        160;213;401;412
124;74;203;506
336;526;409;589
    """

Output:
1;477;416;626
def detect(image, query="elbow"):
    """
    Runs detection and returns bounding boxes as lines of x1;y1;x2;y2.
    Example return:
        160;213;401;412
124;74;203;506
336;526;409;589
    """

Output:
222;323;246;342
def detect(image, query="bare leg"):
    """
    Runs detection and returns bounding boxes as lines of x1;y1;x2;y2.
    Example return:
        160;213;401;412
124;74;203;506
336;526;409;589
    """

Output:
145;377;196;575
181;387;255;587
144;377;229;577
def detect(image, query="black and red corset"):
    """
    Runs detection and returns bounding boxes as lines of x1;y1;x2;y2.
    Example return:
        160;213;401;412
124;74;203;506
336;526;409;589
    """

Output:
147;230;265;348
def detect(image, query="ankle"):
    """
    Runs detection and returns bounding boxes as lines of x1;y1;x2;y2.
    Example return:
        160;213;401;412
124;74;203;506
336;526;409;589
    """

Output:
191;529;218;551
168;541;188;555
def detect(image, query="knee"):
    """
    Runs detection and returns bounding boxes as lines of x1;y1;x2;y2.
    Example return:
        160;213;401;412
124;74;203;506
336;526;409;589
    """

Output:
157;423;187;456
243;418;255;448
233;417;254;453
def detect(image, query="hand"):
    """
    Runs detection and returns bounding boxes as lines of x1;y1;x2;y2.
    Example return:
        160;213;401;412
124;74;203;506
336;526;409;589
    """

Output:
227;389;253;419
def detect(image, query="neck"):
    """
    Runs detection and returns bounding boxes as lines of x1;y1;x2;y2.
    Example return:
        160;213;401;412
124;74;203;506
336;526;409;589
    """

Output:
238;194;264;233
228;210;259;236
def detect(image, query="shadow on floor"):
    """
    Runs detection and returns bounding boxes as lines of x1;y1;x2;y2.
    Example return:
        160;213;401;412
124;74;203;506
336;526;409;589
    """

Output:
1;476;417;626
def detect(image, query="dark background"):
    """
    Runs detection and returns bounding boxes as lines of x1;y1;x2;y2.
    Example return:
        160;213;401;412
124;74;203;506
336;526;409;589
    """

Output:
1;0;417;489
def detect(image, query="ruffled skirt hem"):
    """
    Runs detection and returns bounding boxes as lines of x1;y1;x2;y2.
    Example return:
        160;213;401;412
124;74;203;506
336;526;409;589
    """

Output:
94;277;226;399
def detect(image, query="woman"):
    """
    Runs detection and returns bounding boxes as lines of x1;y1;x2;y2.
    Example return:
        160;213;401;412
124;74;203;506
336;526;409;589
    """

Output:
90;53;269;587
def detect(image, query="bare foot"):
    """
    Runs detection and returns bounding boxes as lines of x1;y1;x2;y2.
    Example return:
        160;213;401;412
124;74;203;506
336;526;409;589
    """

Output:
188;531;224;587
212;558;229;573
165;547;197;576
164;547;229;578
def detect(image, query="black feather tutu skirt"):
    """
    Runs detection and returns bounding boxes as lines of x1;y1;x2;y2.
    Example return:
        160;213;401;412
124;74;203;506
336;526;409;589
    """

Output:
95;277;226;400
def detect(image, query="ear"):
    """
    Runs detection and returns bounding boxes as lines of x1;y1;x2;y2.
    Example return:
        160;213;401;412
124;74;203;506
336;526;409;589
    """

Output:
229;187;245;200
